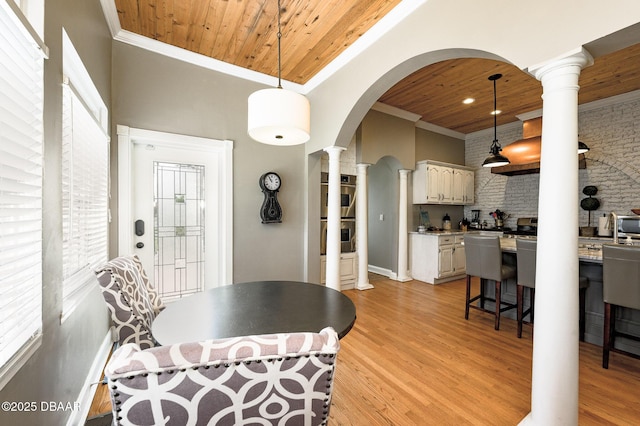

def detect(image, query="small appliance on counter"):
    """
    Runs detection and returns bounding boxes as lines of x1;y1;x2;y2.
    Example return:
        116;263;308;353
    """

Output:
598;213;612;237
470;210;481;229
612;211;640;244
442;213;451;230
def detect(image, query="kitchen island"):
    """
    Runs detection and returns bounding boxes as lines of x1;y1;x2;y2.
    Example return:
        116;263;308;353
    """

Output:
487;236;640;356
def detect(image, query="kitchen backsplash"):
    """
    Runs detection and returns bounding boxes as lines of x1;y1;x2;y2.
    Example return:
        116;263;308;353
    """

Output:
465;94;640;229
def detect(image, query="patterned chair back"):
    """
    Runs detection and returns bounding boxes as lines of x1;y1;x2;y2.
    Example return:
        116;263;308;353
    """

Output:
95;255;165;349
105;327;341;426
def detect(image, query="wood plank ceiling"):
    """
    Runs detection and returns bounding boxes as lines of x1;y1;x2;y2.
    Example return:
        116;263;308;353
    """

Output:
114;0;640;134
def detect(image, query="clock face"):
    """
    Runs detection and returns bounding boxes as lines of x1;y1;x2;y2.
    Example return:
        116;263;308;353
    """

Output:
263;172;281;191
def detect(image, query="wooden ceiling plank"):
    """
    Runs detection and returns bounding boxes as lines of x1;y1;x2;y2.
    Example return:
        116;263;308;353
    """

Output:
222;1;274;71
184;0;211;52
196;0;226;57
115;0;141;33
169;0;192;50
137;0;158;40
153;0;174;43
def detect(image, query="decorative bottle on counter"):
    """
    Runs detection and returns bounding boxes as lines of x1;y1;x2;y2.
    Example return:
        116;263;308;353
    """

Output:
443;213;451;230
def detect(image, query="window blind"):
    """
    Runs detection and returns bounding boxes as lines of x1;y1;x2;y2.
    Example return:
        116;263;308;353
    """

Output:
61;83;109;311
0;1;44;371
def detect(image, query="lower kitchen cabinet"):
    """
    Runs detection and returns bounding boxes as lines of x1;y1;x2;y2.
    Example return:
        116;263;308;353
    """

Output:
320;252;357;290
410;232;466;284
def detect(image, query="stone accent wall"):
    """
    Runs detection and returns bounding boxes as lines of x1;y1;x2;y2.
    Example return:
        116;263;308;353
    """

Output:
465;96;640;229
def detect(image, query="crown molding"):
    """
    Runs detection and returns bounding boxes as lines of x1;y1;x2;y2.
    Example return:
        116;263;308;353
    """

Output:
415;120;465;140
372;102;421;122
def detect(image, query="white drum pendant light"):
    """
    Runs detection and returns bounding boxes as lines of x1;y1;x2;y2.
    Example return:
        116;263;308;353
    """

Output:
248;0;310;146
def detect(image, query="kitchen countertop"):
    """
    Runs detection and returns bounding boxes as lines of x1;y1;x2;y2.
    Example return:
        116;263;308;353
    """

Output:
499;237;605;263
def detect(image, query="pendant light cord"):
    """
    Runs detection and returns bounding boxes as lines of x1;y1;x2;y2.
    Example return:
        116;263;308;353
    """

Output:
492;77;497;143
277;0;282;89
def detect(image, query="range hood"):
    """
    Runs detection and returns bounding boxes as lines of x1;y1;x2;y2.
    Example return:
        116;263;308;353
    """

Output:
491;117;586;176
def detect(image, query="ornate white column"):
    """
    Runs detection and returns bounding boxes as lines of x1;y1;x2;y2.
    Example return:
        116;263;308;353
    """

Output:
520;48;593;426
356;163;374;290
397;169;412;282
323;146;346;291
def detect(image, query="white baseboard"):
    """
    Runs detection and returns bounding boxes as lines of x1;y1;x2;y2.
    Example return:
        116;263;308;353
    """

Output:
368;265;397;280
67;332;113;426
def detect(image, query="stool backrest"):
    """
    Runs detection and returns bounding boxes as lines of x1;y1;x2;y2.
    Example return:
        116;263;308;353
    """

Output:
603;244;640;310
464;235;503;281
516;239;537;289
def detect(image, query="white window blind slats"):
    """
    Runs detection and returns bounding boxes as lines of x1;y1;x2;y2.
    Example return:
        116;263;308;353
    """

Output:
61;82;109;307
0;1;43;372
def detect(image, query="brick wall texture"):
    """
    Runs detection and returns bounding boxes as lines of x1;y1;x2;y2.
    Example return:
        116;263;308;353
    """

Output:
465;97;640;229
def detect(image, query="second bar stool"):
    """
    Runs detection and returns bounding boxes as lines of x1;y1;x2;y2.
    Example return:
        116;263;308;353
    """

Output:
515;238;589;339
464;235;517;330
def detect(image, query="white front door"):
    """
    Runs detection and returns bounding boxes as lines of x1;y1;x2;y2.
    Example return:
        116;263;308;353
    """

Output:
117;126;233;300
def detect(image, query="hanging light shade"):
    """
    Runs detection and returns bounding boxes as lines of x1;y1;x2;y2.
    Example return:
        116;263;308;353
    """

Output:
482;73;510;168
248;88;310;145
247;0;310;146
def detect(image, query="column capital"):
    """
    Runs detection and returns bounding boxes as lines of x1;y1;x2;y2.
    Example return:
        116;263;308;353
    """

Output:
529;47;594;82
398;169;411;178
323;145;347;156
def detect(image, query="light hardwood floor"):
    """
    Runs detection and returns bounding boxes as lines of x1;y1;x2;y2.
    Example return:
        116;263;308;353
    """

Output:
88;276;640;425
329;276;640;425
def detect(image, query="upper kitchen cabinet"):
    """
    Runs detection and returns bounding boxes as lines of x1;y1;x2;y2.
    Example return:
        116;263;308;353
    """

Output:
413;160;474;205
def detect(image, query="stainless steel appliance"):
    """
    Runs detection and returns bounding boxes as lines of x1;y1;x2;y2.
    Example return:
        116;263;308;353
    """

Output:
320;219;356;254
612;212;640;243
320;172;356;219
502;217;538;237
320;172;357;254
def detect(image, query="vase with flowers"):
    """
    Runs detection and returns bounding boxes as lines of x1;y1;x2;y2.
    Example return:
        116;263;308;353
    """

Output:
490;209;508;228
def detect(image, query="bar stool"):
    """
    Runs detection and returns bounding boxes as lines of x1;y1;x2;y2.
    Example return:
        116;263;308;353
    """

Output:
602;244;640;369
464;235;517;330
515;239;589;339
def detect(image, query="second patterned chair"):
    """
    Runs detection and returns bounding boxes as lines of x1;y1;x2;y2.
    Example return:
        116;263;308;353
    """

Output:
95;254;165;349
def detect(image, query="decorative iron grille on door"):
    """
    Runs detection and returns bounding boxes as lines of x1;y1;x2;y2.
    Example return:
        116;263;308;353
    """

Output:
154;162;205;299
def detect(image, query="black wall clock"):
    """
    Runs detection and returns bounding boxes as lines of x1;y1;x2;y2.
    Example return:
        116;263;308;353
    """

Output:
259;172;283;223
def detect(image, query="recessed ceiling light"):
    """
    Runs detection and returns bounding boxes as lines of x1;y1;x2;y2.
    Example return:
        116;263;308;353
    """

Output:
463;98;475;104
491;109;502;115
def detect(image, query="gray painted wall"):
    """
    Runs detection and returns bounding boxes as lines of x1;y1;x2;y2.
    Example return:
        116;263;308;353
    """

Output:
0;1;112;425
111;43;307;283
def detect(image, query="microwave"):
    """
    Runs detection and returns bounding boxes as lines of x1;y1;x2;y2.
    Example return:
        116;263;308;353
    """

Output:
612;212;640;242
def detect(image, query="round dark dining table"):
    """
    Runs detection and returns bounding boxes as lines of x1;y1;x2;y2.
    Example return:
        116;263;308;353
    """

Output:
152;280;356;345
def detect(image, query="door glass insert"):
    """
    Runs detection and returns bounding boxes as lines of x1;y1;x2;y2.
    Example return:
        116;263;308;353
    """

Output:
154;162;205;299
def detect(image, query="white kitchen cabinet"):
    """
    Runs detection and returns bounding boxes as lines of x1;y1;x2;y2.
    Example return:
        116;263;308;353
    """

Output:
413;160;474;205
410;233;466;284
320;252;357;290
452;169;464;204
453;235;466;274
462;169;474;204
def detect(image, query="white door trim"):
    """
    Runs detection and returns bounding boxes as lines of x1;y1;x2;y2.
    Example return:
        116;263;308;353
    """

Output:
116;125;233;285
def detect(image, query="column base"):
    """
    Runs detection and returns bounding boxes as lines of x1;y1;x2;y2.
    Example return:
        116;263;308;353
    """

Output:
356;282;374;290
396;274;412;282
